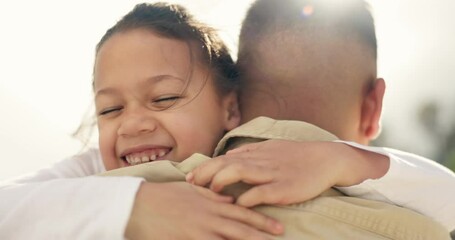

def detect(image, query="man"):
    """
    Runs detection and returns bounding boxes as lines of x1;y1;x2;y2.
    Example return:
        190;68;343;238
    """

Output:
188;0;455;238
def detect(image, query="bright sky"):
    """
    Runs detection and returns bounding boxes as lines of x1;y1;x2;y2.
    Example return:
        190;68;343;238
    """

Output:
1;0;454;180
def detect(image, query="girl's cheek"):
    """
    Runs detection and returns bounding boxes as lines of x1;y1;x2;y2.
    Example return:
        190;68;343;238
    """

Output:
98;124;115;156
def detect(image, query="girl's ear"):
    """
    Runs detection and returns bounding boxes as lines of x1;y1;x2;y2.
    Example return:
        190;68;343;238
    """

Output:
359;78;386;141
222;92;241;131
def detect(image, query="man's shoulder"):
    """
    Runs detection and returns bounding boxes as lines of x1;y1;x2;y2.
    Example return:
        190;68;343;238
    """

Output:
229;117;337;141
214;117;338;155
255;190;450;240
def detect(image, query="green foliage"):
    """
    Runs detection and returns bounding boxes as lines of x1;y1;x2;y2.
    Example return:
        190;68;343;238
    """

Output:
443;149;455;173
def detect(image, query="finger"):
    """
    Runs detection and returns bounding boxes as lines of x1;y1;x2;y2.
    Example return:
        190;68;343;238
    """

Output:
190;229;225;240
190;156;229;186
185;171;194;183
226;142;262;155
210;163;275;192
192;184;234;203
217;218;271;240
219;203;284;236
200;227;232;240
237;183;293;207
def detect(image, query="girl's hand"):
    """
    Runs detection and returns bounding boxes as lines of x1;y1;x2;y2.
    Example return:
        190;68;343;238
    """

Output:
125;182;283;240
187;140;389;207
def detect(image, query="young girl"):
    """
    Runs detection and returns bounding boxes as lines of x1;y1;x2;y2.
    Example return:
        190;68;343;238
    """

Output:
93;3;241;171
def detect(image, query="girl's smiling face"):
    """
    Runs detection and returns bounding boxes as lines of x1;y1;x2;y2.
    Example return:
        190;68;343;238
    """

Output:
94;29;240;170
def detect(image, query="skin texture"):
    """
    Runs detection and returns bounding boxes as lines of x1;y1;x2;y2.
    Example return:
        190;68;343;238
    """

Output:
94;29;240;170
238;28;382;144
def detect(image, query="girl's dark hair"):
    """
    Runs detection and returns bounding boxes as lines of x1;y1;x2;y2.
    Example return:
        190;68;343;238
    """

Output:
95;2;238;95
75;3;237;146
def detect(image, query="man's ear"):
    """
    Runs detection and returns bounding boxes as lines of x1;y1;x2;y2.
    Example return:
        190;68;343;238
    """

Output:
360;78;386;140
222;92;241;131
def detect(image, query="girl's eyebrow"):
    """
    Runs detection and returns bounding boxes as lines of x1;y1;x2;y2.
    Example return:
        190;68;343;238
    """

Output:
95;74;186;99
95;87;119;100
145;74;186;85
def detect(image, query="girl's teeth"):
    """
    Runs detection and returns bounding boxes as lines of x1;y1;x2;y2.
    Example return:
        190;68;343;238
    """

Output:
125;150;168;165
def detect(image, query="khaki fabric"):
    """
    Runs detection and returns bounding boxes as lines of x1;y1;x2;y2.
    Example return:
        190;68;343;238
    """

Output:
100;117;450;240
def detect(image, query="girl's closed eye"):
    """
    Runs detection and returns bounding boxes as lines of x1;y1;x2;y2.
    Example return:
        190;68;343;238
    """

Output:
99;106;123;116
152;95;183;109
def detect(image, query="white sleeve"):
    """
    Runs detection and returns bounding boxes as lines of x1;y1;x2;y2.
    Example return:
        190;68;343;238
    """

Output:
0;149;144;240
335;140;455;231
4;148;107;182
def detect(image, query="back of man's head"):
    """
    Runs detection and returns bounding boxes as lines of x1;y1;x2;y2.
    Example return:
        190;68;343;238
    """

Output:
238;0;383;144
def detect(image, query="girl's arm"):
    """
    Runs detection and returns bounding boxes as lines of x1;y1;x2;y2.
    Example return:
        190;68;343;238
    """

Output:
0;149;143;240
336;141;455;232
0;149;280;240
189;140;455;232
4;148;106;182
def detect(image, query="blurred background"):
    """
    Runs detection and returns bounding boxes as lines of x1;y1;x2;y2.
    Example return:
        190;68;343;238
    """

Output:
0;0;454;181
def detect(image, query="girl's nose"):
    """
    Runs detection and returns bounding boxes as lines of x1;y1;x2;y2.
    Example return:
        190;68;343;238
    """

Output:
117;109;158;137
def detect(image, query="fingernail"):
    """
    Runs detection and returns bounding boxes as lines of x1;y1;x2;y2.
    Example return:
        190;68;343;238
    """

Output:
221;195;234;203
210;184;219;192
185;172;194;183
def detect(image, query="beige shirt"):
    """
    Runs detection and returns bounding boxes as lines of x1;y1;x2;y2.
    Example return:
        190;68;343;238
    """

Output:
101;117;450;239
